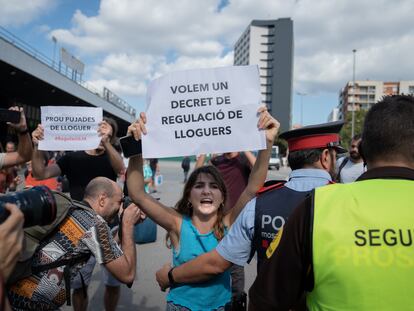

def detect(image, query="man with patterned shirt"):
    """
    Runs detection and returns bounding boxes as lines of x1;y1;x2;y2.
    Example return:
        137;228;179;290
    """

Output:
31;117;125;311
7;177;144;311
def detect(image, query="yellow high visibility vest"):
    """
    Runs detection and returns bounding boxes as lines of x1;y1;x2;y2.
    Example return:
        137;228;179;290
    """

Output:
307;179;414;311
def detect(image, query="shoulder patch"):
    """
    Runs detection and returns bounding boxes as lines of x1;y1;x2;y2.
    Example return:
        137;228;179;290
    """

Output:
257;180;286;195
266;227;284;258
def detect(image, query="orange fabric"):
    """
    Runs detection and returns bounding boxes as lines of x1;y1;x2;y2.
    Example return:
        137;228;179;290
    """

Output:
25;173;59;190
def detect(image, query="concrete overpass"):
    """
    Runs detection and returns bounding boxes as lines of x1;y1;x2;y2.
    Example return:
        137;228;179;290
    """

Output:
0;26;136;146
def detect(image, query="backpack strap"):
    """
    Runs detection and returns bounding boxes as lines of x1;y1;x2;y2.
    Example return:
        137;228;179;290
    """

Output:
335;157;349;183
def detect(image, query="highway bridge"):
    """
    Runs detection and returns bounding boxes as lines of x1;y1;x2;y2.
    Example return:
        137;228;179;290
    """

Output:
0;26;136;147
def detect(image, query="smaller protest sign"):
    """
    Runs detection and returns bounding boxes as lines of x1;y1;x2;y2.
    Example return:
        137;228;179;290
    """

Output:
143;65;266;158
38;106;103;151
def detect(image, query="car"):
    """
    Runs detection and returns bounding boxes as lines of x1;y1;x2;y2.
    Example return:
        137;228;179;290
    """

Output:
268;146;281;170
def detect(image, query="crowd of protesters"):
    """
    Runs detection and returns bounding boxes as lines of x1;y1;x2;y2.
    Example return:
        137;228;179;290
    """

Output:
1;94;414;311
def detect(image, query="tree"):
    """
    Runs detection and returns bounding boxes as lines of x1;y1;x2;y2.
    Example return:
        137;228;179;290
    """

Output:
340;109;367;149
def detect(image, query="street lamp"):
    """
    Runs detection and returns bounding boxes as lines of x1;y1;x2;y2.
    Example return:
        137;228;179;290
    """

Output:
351;49;357;138
296;92;307;125
52;36;57;69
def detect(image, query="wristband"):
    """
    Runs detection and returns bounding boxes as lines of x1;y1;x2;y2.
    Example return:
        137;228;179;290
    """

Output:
18;128;29;135
168;267;176;287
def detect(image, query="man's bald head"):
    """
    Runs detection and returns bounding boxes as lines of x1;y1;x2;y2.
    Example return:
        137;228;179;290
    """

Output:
84;177;117;201
83;177;123;221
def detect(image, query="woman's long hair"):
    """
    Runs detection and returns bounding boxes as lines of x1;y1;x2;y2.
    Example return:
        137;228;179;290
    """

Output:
166;165;227;248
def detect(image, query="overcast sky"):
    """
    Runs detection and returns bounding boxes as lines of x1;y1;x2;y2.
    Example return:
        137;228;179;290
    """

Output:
1;0;413;126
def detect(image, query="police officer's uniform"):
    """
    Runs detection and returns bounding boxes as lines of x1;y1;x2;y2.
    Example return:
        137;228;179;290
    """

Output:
249;166;414;311
216;121;346;271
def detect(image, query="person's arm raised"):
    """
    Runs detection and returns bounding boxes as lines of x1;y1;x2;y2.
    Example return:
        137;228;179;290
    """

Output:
99;120;125;175
31;124;61;179
3;107;33;168
243;150;256;167
194;154;206;169
126;113;181;238
225;106;280;226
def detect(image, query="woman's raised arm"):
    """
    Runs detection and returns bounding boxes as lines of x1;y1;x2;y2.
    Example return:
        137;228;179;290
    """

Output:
224;106;280;226
126;113;182;237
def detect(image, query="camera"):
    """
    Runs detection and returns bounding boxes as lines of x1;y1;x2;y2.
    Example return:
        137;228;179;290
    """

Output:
0;186;57;228
123;196;132;209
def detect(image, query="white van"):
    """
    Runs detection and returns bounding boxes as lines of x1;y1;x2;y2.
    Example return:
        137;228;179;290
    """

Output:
268;146;281;170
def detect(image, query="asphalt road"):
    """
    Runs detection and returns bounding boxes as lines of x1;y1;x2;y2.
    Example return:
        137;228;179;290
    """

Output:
63;160;291;310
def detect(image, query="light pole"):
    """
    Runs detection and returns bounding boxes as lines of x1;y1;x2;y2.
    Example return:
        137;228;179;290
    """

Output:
52;36;57;69
351;49;357;138
296;92;306;125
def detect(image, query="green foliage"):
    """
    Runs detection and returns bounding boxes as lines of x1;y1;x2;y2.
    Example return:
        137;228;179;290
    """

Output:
340;110;367;149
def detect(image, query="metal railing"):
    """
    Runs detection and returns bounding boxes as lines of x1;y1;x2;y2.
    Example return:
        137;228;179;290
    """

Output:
0;26;136;117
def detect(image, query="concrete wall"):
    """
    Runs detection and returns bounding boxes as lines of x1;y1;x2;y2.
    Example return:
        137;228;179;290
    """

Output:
0;37;134;122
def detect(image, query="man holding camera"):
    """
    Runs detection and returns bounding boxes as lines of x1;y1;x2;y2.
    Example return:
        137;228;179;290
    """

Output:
0;106;32;310
31;117;125;311
7;177;144;311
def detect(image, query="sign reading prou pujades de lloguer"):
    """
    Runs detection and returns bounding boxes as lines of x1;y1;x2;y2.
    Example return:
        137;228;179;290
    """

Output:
39;106;102;151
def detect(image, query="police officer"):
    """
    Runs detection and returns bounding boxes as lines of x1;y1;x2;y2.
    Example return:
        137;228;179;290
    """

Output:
154;121;346;290
249;95;414;310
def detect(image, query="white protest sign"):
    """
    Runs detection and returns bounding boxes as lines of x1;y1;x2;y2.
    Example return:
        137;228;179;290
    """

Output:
143;65;266;158
38;106;103;151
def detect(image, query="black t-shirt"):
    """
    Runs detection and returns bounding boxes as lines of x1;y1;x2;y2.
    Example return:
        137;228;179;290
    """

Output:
57;151;117;200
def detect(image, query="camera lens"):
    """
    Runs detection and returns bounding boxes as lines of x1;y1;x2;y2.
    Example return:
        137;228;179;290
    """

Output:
0;186;57;228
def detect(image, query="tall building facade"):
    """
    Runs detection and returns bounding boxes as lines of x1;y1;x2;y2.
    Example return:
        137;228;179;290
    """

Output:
327;108;340;122
234;18;294;131
338;80;414;120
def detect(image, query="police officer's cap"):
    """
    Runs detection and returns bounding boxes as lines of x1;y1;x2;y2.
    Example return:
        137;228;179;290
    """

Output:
279;121;347;154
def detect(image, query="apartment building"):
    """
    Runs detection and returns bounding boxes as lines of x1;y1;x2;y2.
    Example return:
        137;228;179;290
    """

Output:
337;80;414;120
234;18;294;131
